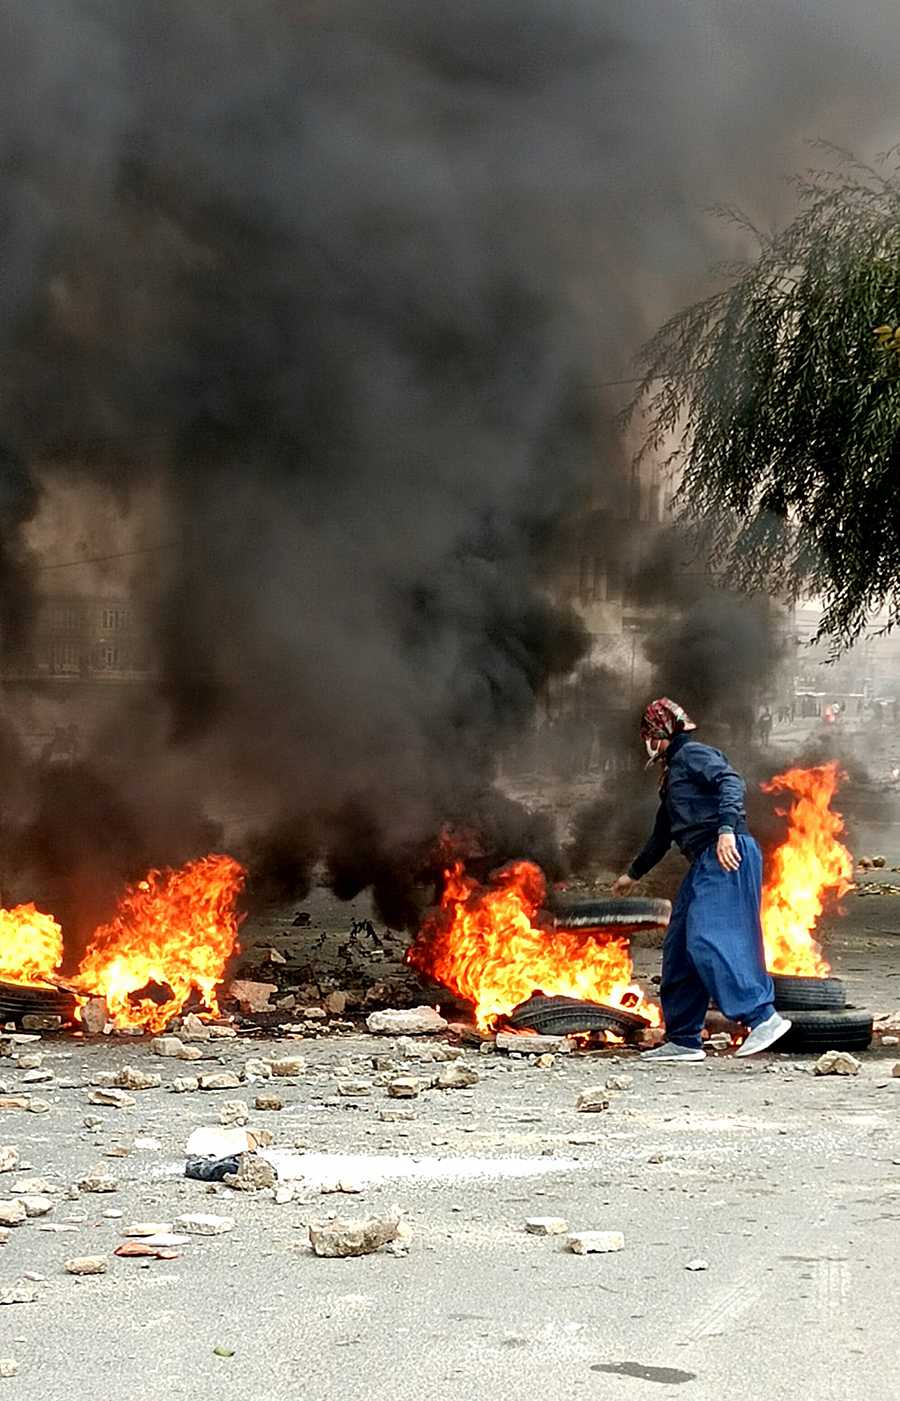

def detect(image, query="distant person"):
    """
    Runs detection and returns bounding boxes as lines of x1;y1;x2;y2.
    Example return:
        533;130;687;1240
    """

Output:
612;697;791;1062
758;706;772;746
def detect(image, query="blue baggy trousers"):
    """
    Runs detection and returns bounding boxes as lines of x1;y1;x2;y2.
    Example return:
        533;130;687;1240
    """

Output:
661;834;775;1048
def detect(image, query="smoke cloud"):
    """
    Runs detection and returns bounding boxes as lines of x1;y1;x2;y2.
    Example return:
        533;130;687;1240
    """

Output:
0;1;898;927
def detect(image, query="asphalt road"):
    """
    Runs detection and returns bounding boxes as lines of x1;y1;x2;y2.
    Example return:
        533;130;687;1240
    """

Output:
0;893;898;1400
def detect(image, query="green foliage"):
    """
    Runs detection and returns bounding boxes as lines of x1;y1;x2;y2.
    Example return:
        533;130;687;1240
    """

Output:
629;148;900;644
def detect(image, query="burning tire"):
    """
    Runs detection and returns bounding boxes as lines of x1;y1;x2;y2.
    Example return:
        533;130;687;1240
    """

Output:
550;897;671;932
771;975;846;1011
780;1008;873;1053
508;993;649;1037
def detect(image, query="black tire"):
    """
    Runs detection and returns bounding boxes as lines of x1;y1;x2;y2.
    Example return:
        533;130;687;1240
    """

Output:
771;975;846;1011
780;1008;873;1054
550;897;671;931
508;993;649;1036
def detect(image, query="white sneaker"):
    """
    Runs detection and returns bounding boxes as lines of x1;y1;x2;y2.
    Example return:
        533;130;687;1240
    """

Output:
734;1011;792;1057
640;1041;706;1063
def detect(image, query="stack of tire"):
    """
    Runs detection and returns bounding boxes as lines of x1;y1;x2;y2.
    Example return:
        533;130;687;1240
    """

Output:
770;975;872;1054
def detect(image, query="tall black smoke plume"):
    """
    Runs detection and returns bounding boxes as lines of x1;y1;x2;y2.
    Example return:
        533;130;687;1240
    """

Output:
1;1;899;930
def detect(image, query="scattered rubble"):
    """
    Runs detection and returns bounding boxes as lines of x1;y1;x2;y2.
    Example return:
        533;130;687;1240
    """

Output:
606;1076;634;1092
685;1258;709;1271
0;1150;17;1175
308;1213;402;1258
180;1014;212;1041
254;1094;283;1111
366;1007;447;1036
0;1203;26;1228
80;998;109;1036
0;1285;37;1305
0;1099;30;1113
566;1231;625;1255
151;1036;202;1061
114;1066;161;1092
172;1077;200;1094
387;1076;420;1099
20;1197;53;1218
525;1217;568;1235
0;1360;17;1377
64;1256;108;1276
576;1088;610;1113
495;1032;572;1055
244;1059;272;1080
815;1051;861;1076
79;1170;118;1194
337;1078;372;1097
121;1222;173;1237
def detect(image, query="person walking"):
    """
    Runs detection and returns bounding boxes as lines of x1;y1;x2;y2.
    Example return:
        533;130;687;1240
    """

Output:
612;697;791;1061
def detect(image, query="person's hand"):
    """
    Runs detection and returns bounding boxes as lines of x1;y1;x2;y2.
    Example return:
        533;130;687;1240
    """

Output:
716;832;741;872
611;873;636;896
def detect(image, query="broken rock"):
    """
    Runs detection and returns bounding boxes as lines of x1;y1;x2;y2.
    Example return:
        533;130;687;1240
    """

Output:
222;1154;276;1193
605;1075;634;1092
496;1032;572;1055
20;1197;53;1218
218;1100;249;1127
228;980;277;1014
366;1007;447;1037
566;1231;625;1255
576;1087;611;1113
171;1077;200;1094
0;1203;26;1228
337;1079;372;1097
244;1059;272;1081
308;1214;401;1258
433;1063;479;1090
0;1150;17;1175
114;1066;161;1092
79;1170;118;1194
269;1058;305;1078
176;1213;235;1236
525;1217;568;1236
80;997;109;1036
815;1050;861;1077
387;1076;420;1099
87;1088;134;1109
64;1256;108;1275
254;1094;283;1112
0;1285;37;1305
180;1014;212;1041
199;1073;242;1092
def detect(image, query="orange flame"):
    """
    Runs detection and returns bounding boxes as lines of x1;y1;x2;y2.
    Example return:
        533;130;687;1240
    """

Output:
0;905;64;988
72;854;246;1032
760;763;853;977
409;859;659;1031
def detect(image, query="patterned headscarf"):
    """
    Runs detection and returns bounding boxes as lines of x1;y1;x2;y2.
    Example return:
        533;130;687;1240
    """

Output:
640;697;696;766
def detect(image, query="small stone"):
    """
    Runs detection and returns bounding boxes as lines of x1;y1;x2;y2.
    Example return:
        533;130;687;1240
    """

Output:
207;1025;237;1039
0;1203;26;1228
525;1217;568;1235
91;1071;118;1088
605;1075;633;1092
180;1014;212;1041
706;1033;733;1051
102;1209;123;1219
379;1108;416;1122
218;1100;249;1126
308;1214;401;1258
685;1258;709;1271
0;1100;28;1113
337;1079;372;1097
365;1007;448;1037
114;1066;161;1091
274;1184;295;1205
16;1054;42;1071
171;1077;200;1094
433;1063;479;1090
815;1051;861;1077
269;1058;305;1078
576;1087;610;1113
0;1150;17;1175
26;1099;50;1116
566;1231;625;1255
0;1285;36;1304
893;1062;900;1078
535;1054;555;1069
150;1036;187;1058
176;1213;235;1235
244;1059;272;1080
254;1094;283;1111
87;1088;134;1109
228;980;277;1014
80;997;109;1036
21;1016;61;1033
21;1069;52;1086
387;1076;420;1099
325;991;348;1016
12;1178;57;1196
495;1032;571;1055
64;1256;108;1275
199;1073;242;1091
0;1360;17;1376
120;1223;173;1237
20;1197;53;1218
881;1036;899;1047
321;1175;365;1195
79;1170;118;1194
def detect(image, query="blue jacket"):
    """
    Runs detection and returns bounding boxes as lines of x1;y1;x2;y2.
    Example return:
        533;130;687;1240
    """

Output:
627;732;748;879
